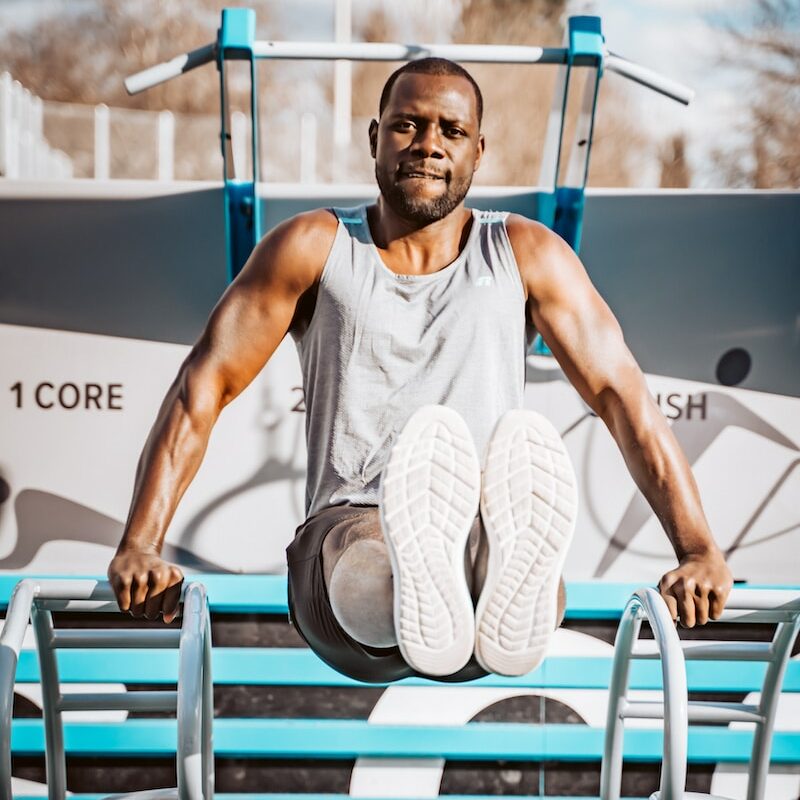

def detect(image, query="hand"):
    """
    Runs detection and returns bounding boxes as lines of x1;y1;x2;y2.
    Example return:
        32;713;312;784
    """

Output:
658;549;733;627
107;549;184;623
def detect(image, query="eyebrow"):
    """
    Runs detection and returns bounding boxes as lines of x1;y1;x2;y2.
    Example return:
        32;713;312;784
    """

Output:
386;111;472;127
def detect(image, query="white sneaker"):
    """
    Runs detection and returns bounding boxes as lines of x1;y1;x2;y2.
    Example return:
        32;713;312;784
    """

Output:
379;405;481;676
475;409;578;676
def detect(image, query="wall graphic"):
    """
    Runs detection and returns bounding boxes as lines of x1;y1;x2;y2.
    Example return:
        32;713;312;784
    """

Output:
2;323;798;584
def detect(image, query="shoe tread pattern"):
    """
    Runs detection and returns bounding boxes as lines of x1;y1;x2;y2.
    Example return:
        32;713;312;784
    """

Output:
380;406;480;676
475;409;577;676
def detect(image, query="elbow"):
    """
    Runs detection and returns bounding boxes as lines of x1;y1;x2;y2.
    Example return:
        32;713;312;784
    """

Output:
597;379;672;485
594;384;627;436
175;349;226;432
594;371;656;437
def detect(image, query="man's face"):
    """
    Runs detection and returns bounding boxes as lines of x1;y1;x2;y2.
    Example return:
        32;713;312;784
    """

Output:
370;73;484;225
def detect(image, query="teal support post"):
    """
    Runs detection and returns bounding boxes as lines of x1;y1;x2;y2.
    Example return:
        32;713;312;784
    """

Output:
533;16;604;355
218;8;262;281
551;15;604;253
554;186;587;254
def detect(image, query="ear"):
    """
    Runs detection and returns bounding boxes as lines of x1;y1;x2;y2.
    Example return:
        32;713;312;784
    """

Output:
473;133;485;172
368;119;378;159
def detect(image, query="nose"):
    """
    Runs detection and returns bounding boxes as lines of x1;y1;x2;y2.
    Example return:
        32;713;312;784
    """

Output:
410;123;444;159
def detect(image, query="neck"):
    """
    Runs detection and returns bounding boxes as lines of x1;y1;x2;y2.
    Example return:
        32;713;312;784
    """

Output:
368;199;473;274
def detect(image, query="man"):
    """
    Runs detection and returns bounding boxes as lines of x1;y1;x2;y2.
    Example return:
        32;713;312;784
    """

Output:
108;58;733;682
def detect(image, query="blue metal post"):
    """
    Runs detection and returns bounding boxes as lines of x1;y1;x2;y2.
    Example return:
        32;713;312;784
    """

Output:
532;16;604;356
552;15;604;254
218;8;262;281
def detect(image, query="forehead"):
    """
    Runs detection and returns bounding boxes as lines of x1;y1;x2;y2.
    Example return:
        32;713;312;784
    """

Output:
384;72;478;122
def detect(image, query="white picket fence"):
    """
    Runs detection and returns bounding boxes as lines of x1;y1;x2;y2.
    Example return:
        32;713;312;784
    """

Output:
0;73;74;180
0;73;328;183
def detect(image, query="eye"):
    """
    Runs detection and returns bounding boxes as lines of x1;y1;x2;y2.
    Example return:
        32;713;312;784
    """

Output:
445;126;465;138
393;120;414;132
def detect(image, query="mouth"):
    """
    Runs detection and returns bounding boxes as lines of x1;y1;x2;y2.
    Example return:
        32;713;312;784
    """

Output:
398;169;445;181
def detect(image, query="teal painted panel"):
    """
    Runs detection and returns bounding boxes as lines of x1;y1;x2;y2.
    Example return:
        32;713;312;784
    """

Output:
2;576;797;617
9;720;800;762
11;649;800;692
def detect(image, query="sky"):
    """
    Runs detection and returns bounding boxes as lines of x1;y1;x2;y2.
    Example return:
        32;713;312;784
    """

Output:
0;0;777;186
588;0;756;185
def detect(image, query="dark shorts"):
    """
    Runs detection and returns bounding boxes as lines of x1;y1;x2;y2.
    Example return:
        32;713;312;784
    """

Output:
286;503;489;684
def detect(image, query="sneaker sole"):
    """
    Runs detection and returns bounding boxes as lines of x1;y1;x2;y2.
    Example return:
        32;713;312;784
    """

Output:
378;405;480;677
475;409;578;676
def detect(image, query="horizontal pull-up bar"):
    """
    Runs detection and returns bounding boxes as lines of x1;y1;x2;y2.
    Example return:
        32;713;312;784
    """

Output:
605;52;694;105
124;44;216;95
254;41;566;63
124;39;694;106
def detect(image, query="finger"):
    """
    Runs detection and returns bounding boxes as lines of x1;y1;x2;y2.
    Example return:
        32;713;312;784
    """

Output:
111;574;132;613
144;567;182;621
144;570;172;621
658;571;678;597
162;573;184;623
659;584;679;622
130;572;150;617
709;584;729;620
694;583;710;626
675;581;696;628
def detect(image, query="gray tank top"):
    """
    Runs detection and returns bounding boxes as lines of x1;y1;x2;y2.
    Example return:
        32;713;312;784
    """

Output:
292;204;535;517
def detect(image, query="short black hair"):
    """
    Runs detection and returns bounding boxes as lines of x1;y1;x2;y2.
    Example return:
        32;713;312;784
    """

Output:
378;57;483;126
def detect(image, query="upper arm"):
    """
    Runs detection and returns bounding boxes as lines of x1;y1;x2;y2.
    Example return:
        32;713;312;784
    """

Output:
183;208;337;411
506;214;645;418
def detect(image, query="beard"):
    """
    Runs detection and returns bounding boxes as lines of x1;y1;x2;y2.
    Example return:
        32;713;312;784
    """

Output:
375;163;473;225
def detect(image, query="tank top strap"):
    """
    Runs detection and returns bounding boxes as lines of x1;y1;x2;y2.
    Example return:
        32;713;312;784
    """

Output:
470;209;524;296
332;205;370;238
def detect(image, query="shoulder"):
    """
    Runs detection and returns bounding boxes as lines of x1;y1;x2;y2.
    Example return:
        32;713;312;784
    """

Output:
242;208;339;291
258;208;339;263
504;213;584;299
504;213;569;263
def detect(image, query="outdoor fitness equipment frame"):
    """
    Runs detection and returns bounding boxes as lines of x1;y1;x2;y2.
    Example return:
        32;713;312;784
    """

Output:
0;580;214;800
601;587;800;800
125;7;694;282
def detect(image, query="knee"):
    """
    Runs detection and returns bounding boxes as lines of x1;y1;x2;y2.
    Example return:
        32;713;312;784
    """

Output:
328;539;397;648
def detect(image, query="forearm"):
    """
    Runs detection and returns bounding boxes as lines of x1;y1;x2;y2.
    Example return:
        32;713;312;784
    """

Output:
117;361;222;555
598;376;720;560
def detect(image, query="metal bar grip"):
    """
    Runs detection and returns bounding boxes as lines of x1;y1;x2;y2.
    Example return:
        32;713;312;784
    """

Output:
125;43;216;95
605;51;694;105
